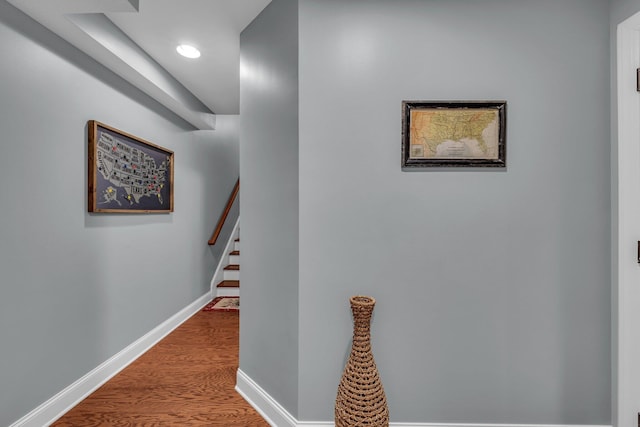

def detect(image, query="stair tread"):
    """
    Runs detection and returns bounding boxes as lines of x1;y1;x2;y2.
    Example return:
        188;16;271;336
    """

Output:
229;250;240;255
224;264;240;271
217;280;239;288
234;238;240;242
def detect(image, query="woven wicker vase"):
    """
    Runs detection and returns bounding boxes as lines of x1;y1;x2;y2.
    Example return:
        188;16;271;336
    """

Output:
335;295;389;427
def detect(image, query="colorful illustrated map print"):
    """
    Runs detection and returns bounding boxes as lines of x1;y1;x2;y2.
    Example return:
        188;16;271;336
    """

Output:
96;130;169;208
409;109;499;159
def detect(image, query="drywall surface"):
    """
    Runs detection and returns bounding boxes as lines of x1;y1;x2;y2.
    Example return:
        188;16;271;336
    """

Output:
611;0;640;26
239;0;300;418
0;3;239;425
298;0;610;423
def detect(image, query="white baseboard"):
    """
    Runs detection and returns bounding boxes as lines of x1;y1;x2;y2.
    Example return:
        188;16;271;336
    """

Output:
387;424;612;427
236;369;298;427
236;369;612;427
10;293;212;427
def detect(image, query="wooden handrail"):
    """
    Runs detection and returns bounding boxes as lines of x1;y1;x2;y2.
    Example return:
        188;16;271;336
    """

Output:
208;179;239;245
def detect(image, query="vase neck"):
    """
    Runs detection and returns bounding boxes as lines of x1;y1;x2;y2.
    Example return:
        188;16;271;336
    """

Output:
351;304;373;340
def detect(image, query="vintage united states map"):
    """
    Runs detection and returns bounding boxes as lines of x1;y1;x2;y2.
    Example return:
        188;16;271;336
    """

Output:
409;109;499;159
95;130;169;207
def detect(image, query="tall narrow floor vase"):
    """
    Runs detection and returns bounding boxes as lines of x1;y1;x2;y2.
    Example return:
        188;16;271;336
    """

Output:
335;295;389;427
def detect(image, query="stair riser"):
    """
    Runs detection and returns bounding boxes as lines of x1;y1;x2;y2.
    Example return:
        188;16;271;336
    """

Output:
234;241;240;251
217;287;240;297
229;255;240;264
224;270;240;281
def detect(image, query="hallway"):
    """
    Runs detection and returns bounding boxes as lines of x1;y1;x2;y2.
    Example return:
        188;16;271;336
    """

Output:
52;310;268;426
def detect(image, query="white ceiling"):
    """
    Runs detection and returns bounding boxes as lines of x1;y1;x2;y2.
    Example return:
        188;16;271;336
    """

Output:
7;0;272;129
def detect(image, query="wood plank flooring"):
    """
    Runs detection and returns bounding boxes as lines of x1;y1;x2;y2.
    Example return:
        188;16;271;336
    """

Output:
52;310;269;426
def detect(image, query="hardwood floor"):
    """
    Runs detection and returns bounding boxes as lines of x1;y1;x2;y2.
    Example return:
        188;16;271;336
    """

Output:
52;310;269;426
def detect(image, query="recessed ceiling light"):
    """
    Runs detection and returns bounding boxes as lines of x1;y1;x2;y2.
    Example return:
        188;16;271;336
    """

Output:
176;44;201;59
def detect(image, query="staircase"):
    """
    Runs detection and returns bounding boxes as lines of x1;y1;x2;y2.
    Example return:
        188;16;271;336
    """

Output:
216;236;240;297
208;180;240;299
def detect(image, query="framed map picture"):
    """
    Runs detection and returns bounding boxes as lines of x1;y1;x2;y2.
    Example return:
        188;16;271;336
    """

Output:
88;120;174;213
401;100;506;168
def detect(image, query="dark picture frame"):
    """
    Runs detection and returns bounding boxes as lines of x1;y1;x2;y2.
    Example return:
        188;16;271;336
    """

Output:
401;100;507;168
88;120;174;213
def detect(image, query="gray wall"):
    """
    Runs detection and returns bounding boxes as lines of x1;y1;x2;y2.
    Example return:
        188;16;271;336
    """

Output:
239;0;300;418
0;3;239;426
611;0;640;28
297;0;610;423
